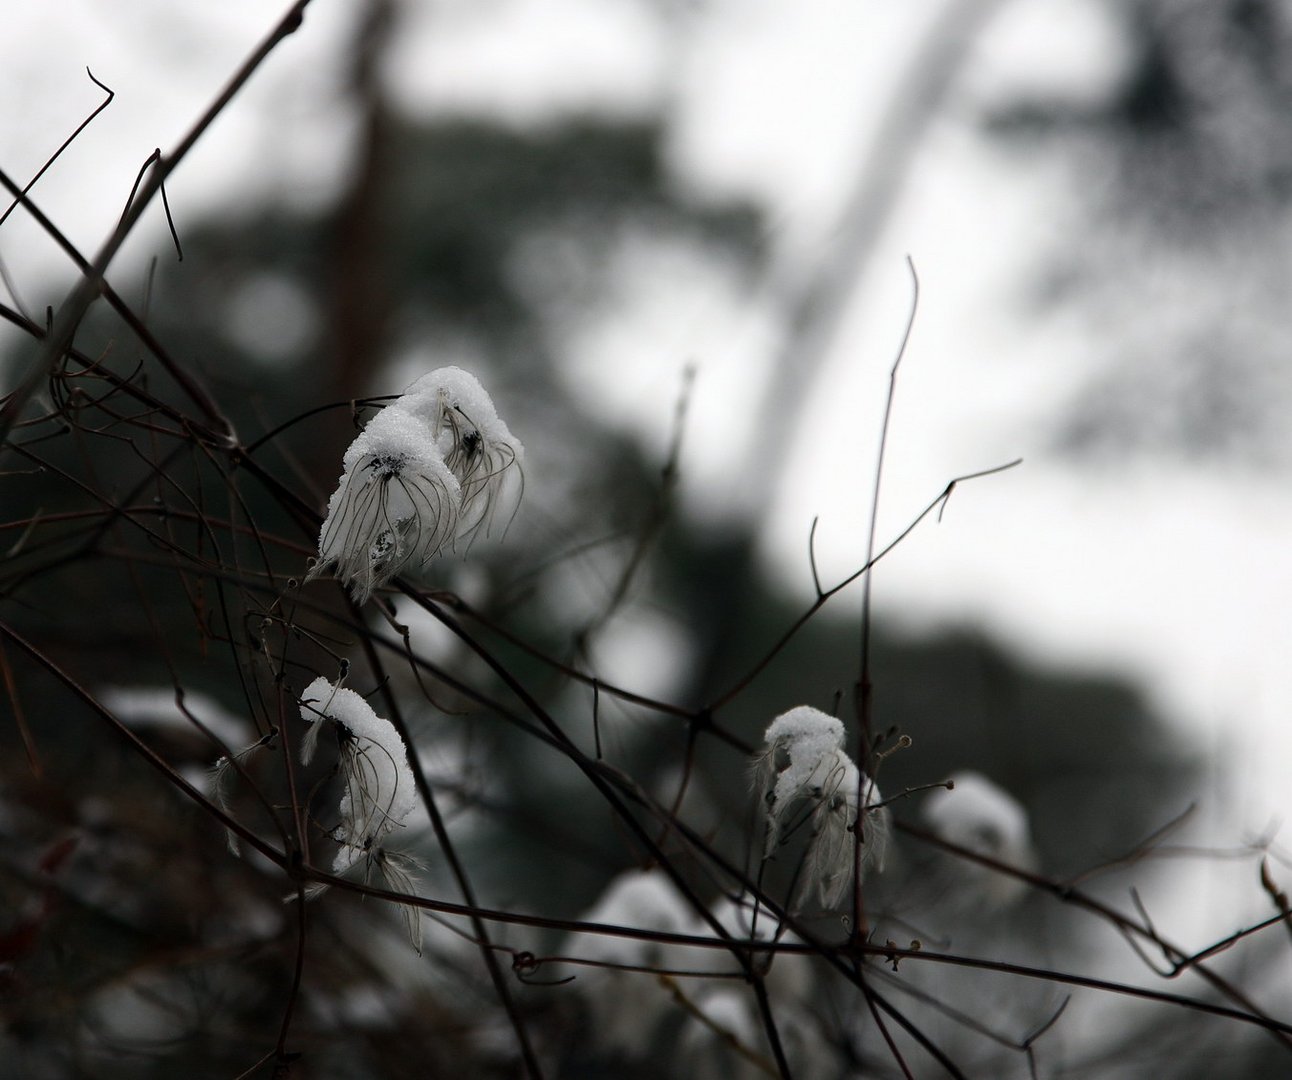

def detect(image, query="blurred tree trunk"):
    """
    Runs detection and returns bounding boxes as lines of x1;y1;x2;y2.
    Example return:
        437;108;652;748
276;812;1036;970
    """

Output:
325;0;398;407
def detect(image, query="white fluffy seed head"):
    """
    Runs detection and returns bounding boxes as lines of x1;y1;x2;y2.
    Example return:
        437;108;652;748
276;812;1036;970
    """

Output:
757;706;847;854
567;868;698;1057
309;367;523;599
756;705;887;907
399;366;525;547
310;408;461;602
298;677;419;871
922;771;1036;903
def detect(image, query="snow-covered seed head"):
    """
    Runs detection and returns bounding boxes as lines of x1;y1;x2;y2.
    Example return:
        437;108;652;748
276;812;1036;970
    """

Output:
308;407;461;603
567;868;699;1057
757;706;847;855
401;366;524;548
922;770;1036;903
298;677;420;873
756;706;888;908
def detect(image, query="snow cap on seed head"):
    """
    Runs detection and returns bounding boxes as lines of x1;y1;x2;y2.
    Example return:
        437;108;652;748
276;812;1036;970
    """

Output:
399;366;524;547
308;406;460;603
756;705;888;907
298;676;420;875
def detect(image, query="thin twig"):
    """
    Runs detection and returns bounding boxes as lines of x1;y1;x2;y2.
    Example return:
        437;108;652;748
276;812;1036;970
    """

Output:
852;254;921;940
0;67;114;228
0;0;313;443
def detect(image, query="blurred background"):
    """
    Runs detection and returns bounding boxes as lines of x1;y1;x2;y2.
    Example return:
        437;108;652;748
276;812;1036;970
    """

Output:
2;1;1291;1077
